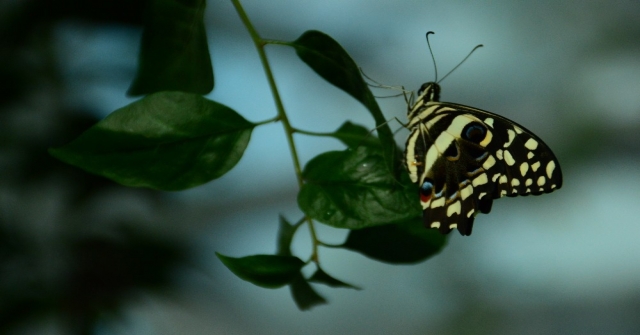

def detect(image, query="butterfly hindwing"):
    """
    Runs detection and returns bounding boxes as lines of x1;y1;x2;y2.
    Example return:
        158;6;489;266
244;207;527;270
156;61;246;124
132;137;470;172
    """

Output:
404;82;562;236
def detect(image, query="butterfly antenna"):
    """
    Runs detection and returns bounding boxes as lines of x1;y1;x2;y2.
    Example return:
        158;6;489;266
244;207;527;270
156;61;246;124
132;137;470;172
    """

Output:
438;43;483;84
360;67;386;87
360;67;413;99
425;31;438;82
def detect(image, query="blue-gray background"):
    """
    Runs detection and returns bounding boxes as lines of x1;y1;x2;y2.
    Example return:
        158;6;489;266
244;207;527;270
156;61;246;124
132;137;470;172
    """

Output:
3;1;640;334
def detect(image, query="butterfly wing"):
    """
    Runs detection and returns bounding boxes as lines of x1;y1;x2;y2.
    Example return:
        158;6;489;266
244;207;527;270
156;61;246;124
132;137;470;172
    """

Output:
405;102;562;236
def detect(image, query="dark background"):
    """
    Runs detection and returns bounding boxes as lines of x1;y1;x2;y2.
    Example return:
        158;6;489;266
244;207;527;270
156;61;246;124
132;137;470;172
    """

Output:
2;1;640;334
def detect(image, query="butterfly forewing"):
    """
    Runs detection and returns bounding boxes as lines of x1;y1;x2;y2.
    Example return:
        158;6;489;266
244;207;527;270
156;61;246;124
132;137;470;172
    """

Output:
404;82;562;236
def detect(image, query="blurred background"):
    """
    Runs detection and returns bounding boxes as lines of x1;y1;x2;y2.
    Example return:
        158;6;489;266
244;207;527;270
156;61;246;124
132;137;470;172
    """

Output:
2;0;640;334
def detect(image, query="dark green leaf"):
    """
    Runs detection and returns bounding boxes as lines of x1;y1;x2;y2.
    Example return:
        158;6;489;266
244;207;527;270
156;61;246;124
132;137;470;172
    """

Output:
276;216;296;256
289;274;327;310
308;268;360;290
216;253;304;289
291;30;399;175
330;121;380;149
49;91;254;191
298;146;421;229
342;217;447;264
128;0;213;96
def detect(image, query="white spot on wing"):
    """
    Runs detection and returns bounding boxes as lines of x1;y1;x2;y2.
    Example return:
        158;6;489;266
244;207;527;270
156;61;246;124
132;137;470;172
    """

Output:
447;201;461;217
503;129;516;148
479;192;487;199
461;184;473;200
520;162;529;177
537;176;546;186
431;197;445;208
483;155;496;170
527;152;534;159
525;138;539;150
492;173;501;182
503;150;516;166
546;161;556;179
430;222;440;228
467;209;474;218
449;223;457;229
496;149;503;160
511;179;520;187
499;175;508;184
484;118;494;128
472;173;488;186
525;178;533;186
531;161;541;172
514;126;523;134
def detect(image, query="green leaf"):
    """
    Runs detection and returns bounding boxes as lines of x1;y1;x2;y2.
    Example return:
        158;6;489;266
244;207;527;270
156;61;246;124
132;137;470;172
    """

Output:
291;30;399;175
276;216;297;256
298;146;421;229
308;268;360;290
330;121;380;149
289;273;327;310
49;91;254;191
342;217;448;264
216;253;305;289
128;0;213;96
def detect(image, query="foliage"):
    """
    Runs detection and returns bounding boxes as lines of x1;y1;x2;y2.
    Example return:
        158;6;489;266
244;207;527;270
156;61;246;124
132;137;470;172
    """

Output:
49;0;447;310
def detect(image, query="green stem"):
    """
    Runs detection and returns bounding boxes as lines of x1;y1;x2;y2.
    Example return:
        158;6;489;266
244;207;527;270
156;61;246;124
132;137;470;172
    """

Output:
231;0;321;263
292;128;335;137
254;115;280;126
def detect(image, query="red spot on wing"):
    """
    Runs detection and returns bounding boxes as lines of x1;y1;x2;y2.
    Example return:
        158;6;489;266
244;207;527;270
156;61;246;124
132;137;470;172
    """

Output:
420;193;432;203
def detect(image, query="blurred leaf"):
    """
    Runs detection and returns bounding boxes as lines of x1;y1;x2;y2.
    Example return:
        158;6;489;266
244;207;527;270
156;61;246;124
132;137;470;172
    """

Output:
289;274;327;310
128;0;213;95
330;121;380;149
49;91;254;191
298;146;421;229
68;226;188;303
342;217;447;264
309;268;360;290
276;216;296;256
0;225;189;333
216;253;305;289
291;30;399;175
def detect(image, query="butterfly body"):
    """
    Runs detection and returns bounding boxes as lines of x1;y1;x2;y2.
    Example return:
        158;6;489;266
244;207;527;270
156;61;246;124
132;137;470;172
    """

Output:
404;82;562;236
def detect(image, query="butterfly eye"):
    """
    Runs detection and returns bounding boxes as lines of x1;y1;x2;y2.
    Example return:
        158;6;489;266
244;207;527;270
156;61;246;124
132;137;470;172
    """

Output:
463;122;487;143
420;179;434;203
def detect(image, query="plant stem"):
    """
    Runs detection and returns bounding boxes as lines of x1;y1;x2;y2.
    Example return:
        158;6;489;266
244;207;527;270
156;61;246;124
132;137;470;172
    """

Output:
254;115;280;126
231;0;320;263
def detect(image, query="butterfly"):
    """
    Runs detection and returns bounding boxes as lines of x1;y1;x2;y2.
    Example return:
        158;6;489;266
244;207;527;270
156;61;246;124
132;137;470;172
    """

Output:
403;35;562;236
404;81;562;236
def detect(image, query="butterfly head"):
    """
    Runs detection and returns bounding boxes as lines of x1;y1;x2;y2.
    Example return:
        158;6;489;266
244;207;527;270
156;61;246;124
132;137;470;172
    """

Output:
417;82;440;103
407;82;441;121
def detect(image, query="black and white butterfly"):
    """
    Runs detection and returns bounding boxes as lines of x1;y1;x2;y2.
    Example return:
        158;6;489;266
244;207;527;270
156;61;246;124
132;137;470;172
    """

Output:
403;35;562;236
